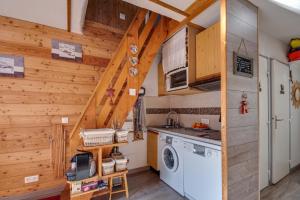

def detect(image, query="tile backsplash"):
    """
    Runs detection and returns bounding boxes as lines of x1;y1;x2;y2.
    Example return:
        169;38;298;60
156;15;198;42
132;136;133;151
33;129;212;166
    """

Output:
144;91;221;130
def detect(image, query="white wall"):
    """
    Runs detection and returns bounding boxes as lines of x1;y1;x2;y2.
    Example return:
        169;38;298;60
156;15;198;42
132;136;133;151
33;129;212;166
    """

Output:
0;0;88;33
290;61;300;168
259;31;288;62
119;132;148;170
142;52;161;96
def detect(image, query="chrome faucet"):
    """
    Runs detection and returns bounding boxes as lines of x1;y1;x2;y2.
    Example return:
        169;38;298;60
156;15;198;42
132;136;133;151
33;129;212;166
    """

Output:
166;110;180;128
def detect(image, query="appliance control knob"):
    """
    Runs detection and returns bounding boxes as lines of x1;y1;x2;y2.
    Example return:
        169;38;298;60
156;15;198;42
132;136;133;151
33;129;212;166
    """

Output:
207;150;212;157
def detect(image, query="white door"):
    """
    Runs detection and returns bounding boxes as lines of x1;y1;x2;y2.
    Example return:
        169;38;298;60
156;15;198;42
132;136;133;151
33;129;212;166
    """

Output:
290;61;300;168
271;59;290;184
259;56;270;190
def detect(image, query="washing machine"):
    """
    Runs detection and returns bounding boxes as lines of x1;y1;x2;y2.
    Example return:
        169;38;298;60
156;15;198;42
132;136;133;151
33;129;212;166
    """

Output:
159;133;184;196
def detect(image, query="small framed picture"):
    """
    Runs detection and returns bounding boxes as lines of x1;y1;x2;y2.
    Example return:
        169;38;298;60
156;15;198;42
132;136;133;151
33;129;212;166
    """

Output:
0;54;24;77
51;39;82;62
233;51;254;78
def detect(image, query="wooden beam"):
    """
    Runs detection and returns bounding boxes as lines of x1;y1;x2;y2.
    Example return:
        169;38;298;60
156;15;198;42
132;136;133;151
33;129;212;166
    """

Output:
67;0;71;32
149;0;190;17
220;0;228;199
167;0;216;38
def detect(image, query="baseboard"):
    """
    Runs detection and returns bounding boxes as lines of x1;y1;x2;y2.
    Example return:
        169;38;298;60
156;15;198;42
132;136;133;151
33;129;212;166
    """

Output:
290;163;300;173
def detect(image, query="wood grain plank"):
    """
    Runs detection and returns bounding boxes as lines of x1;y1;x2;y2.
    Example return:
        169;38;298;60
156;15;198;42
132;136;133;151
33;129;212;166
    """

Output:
0;91;90;105
0;137;50;154
0;79;95;95
0;179;65;198
0;149;51;166
0;160;51;179
0;115;79;128
0;104;83;116
0;126;51;141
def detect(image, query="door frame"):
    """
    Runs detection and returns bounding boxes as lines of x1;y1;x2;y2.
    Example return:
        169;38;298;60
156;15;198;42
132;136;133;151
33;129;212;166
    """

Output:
259;54;272;188
258;56;291;187
270;58;291;184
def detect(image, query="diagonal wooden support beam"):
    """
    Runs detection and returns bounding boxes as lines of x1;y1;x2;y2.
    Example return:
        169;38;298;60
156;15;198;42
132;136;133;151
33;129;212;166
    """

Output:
149;0;190;17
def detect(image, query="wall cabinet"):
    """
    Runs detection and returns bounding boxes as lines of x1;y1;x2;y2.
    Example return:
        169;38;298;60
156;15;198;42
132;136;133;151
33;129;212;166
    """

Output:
147;131;158;170
196;22;221;80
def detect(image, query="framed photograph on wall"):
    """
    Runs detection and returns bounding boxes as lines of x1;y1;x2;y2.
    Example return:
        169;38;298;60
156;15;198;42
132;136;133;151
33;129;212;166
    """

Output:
0;54;24;77
51;39;83;62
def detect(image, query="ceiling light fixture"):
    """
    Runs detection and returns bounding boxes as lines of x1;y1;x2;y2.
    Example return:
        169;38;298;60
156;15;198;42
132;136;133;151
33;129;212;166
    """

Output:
269;0;300;14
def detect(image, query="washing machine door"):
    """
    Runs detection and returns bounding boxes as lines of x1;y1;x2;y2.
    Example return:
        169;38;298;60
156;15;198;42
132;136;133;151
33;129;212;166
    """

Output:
162;145;179;172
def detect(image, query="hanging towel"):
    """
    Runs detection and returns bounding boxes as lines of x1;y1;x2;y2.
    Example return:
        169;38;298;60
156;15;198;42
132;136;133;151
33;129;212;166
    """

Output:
133;96;146;140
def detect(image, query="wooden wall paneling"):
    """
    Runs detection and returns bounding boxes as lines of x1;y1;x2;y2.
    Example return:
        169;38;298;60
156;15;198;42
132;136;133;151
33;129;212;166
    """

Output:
0;160;51;180
225;0;259;199
0;137;50;154
84;20;125;38
0;17;120;59
0;79;95;95
85;0;138;32
0;40;111;67
0;149;51;166
51;124;66;178
0;25;116;60
0;16;121;45
0;126;51;141
0;14;121;197
0;104;83;116
0;179;66;198
0;91;90;105
0;115;79;129
220;0;228;199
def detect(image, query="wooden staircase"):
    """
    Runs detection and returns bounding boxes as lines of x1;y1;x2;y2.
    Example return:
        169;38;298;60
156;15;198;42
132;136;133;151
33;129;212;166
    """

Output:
69;9;169;156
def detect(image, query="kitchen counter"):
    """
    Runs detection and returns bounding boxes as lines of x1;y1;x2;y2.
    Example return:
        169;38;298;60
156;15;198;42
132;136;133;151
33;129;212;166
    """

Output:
147;127;221;146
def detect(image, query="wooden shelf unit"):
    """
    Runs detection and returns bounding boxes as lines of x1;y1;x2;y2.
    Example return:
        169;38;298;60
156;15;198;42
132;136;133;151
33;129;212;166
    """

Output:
76;142;128;151
68;143;129;199
71;188;109;198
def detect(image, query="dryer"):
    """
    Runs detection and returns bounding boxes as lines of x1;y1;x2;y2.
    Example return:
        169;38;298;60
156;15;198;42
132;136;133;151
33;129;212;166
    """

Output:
159;133;184;195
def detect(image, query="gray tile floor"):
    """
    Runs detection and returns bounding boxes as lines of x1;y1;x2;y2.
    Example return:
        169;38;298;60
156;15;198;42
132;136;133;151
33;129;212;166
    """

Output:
261;168;300;200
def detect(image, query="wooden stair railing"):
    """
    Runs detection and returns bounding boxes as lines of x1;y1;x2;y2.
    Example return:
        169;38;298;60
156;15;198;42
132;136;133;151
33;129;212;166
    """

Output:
69;9;168;156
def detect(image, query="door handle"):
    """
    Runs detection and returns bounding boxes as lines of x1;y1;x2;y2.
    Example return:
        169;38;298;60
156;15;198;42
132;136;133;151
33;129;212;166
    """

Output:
273;115;284;129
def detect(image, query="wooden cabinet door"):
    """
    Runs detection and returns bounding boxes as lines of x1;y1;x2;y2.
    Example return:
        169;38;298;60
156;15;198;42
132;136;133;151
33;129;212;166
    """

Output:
196;22;221;80
147;131;158;170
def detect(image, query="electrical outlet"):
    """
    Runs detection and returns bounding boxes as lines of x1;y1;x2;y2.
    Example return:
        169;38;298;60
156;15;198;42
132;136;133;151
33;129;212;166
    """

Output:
61;116;69;124
119;13;126;20
25;175;39;184
129;88;136;96
201;118;210;125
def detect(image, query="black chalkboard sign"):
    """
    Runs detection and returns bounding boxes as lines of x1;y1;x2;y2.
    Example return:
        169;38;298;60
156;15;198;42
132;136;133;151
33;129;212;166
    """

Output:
233;52;253;78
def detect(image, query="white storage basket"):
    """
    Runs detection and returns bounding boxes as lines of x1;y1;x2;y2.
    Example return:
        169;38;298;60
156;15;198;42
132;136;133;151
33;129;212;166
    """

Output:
115;130;129;143
114;155;128;172
80;128;115;146
102;158;115;175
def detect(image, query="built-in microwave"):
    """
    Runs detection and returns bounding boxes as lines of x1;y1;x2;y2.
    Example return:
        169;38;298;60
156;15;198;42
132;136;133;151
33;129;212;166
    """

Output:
166;67;189;92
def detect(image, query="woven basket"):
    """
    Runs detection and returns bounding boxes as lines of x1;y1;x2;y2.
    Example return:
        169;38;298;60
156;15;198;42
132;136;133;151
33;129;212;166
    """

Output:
80;129;115;146
115;130;129;143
